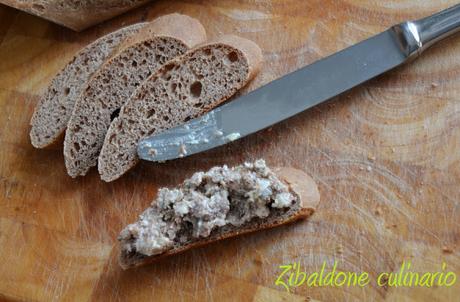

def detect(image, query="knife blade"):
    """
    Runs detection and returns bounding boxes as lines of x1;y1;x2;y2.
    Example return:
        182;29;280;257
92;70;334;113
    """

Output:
138;4;460;162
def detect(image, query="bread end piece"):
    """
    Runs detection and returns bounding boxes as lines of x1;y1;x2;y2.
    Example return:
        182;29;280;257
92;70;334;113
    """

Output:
118;166;319;270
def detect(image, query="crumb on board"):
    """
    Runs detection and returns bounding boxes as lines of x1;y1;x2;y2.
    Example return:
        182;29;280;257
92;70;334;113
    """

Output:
442;246;454;254
178;144;187;157
148;148;157;156
386;223;397;229
335;245;343;254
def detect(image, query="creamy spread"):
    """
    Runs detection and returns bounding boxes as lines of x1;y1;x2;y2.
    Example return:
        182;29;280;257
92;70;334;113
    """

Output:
119;159;296;256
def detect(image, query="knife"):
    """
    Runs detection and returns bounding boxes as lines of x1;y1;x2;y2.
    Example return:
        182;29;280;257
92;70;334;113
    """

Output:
138;4;460;162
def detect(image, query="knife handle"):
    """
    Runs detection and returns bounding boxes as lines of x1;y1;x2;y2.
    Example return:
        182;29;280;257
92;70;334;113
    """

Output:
393;3;460;58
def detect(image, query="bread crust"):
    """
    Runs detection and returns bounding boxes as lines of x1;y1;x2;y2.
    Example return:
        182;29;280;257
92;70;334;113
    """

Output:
119;166;320;269
274;167;320;217
107;14;207;61
0;0;152;31
125;13;207;50
212;35;263;83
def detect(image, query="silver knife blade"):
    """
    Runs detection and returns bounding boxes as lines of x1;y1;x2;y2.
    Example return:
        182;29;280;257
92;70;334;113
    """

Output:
138;2;460;162
138;29;408;162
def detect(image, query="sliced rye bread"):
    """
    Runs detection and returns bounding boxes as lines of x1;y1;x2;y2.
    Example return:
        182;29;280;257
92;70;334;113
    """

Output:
118;161;320;269
30;21;147;149
63;14;206;178
98;35;263;182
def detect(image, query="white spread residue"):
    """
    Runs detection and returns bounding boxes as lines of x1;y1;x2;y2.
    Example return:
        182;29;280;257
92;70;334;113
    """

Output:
178;144;187;158
225;132;241;141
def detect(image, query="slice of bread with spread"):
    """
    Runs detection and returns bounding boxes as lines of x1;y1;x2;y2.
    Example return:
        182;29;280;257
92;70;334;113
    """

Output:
118;159;320;269
63;14;206;177
98;35;263;182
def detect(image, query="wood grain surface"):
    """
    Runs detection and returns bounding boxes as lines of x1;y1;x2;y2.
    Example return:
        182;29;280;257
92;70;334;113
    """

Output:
0;1;459;301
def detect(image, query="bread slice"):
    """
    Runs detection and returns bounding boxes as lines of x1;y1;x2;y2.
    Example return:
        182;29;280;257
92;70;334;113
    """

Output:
98;35;263;182
0;0;151;31
63;14;206;178
118;160;320;269
29;21;147;149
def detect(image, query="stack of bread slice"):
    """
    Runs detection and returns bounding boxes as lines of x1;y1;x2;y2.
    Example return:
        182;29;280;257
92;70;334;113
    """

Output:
30;13;263;182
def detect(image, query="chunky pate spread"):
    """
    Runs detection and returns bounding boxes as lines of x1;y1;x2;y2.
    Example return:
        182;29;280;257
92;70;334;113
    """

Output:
119;159;296;256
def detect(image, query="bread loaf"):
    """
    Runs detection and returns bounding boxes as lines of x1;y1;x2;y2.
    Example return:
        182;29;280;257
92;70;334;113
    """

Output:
0;0;152;31
30;21;146;148
63;14;206;177
118;160;320;269
98;35;263;182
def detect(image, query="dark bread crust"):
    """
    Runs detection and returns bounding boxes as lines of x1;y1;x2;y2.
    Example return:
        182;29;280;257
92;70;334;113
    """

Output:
119;166;320;269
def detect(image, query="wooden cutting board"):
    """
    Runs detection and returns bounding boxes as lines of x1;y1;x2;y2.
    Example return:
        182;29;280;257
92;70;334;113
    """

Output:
0;1;459;301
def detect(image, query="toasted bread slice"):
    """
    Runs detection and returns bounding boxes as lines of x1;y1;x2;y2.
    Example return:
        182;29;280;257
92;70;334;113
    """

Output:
118;160;320;269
